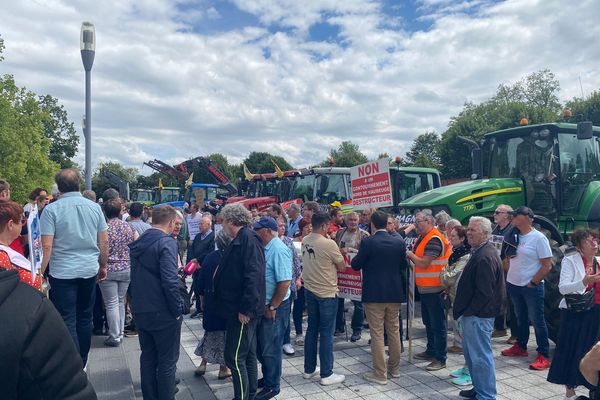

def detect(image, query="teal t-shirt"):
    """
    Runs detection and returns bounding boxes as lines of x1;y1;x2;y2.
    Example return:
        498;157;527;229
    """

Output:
264;237;293;304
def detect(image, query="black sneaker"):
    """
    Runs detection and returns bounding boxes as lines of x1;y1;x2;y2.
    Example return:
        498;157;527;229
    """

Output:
350;331;361;342
335;327;345;336
255;388;280;400
459;388;476;398
413;351;434;360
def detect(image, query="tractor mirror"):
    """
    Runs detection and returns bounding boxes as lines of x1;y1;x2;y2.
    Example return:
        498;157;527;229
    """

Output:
471;148;482;179
577;121;593;140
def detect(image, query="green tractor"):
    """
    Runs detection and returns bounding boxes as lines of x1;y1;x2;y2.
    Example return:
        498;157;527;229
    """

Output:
398;121;600;342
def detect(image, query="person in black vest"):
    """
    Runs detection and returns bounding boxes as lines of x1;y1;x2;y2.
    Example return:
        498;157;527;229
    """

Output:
214;203;266;400
351;210;407;385
453;216;505;400
189;215;215;319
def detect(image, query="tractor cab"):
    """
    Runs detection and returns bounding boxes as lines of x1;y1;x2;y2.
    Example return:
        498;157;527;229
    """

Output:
152;186;183;208
482;123;600;227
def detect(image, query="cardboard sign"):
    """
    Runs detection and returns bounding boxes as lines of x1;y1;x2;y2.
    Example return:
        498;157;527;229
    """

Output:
27;206;43;282
351;159;393;210
337;251;362;301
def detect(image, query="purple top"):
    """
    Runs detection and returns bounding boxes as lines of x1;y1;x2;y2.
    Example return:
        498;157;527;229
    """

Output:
108;218;135;272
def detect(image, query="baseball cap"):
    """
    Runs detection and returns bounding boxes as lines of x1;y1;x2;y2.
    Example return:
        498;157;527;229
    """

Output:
330;201;342;208
510;206;534;218
253;216;278;231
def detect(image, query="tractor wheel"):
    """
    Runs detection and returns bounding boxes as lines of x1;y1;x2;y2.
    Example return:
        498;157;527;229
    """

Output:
536;226;575;344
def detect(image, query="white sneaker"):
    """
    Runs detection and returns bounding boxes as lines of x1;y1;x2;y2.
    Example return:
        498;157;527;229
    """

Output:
303;368;320;379
320;373;345;386
295;334;304;345
282;343;295;355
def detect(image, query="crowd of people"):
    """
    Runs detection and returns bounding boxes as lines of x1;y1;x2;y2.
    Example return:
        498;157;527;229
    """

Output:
3;169;600;400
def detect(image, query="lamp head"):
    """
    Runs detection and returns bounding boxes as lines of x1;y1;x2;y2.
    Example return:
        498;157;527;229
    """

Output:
80;22;95;52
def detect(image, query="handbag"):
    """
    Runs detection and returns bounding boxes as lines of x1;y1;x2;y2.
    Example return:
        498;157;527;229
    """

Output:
564;257;597;313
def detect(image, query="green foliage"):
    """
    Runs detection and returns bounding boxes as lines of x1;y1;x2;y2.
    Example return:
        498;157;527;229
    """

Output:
565;90;600;125
240;152;293;176
91;161;138;196
322;141;368;167
38;94;79;168
0;75;59;204
438;70;562;178
404;132;441;169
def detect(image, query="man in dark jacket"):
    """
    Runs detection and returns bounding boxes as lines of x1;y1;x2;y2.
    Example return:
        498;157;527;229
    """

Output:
214;203;266;400
351;210;407;386
189;215;215;318
0;267;97;399
129;205;183;400
453;216;505;400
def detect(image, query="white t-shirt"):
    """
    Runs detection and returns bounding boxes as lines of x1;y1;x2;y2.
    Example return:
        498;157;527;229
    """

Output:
186;212;202;241
506;229;552;286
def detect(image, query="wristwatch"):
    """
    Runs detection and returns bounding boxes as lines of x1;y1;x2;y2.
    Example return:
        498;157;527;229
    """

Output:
268;304;277;311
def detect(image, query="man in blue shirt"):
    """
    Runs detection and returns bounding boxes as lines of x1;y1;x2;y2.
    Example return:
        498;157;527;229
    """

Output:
286;204;302;238
40;169;108;367
253;216;292;400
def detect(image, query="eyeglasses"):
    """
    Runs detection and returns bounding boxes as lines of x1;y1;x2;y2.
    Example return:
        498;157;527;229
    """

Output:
584;238;599;245
414;219;427;224
493;211;507;215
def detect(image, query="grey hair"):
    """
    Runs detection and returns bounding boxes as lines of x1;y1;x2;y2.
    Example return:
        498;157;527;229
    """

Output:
201;215;213;225
446;219;461;231
469;216;492;236
288;203;301;212
435;211;451;227
415;209;435;224
215;229;232;251
174;210;184;220
345;211;359;220
221;203;253;227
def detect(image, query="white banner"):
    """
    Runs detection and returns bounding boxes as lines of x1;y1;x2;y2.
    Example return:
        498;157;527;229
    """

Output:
27;206;43;282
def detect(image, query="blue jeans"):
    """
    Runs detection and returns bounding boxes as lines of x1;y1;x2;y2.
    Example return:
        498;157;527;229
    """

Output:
336;298;364;333
420;291;447;363
284;287;305;345
135;311;182;400
461;316;496;400
49;275;97;365
507;282;549;357
304;290;338;378
257;298;291;391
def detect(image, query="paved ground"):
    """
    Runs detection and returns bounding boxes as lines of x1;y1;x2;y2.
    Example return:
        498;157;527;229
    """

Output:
88;301;582;400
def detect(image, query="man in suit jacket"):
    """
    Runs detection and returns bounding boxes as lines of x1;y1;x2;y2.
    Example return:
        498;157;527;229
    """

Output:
351;210;408;386
190;215;215;318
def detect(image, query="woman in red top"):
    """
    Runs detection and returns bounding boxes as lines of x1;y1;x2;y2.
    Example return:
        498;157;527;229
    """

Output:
0;201;41;290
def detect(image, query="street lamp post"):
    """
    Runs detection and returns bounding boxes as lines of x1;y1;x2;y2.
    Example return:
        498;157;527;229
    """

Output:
80;22;95;190
394;156;402;214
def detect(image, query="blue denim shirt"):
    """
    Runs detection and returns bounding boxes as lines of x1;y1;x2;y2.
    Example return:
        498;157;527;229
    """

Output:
40;192;108;279
264;236;292;304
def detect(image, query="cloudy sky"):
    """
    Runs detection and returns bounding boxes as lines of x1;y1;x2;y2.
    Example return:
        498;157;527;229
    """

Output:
1;0;599;174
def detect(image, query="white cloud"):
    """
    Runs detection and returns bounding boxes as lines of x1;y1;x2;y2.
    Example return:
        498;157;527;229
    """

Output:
0;0;599;176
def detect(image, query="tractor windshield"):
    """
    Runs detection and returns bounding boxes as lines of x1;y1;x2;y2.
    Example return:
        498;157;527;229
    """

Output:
398;172;435;202
559;134;600;213
315;174;349;204
132;191;152;203
290;175;315;202
489;134;557;216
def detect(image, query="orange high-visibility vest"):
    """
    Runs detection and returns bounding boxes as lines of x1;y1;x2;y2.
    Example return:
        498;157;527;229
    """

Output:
414;227;451;287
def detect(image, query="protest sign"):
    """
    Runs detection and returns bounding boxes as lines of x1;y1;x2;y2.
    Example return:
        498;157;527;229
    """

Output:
27;206;43;282
337;250;362;301
351;159;393;210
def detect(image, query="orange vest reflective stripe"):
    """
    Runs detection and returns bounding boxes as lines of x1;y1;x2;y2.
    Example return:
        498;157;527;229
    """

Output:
414;227;451;287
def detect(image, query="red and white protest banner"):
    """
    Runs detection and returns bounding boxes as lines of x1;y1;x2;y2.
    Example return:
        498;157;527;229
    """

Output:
337;251;362;301
351;159;393;210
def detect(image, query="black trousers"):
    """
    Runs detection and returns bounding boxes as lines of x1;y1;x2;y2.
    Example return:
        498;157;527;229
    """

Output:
136;312;182;400
224;317;259;400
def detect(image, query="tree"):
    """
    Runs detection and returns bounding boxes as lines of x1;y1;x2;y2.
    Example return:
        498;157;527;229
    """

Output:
404;132;441;169
565;90;600;125
38;94;79;168
0;74;59;204
240;152;294;177
91;161;139;196
322;141;368;167
438;70;563;179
